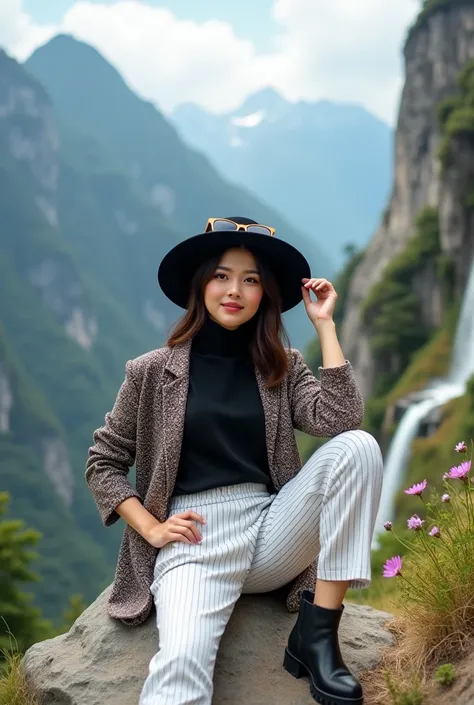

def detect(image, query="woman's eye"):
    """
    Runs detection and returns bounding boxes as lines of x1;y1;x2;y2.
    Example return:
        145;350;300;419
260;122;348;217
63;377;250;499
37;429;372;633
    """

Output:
215;273;227;279
246;277;259;284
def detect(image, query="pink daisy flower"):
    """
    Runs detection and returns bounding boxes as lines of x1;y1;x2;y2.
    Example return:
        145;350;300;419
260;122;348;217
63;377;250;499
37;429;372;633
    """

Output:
407;514;424;530
429;526;441;538
455;441;468;453
404;480;427;496
441;494;450;503
383;521;392;531
383;556;403;578
446;461;471;480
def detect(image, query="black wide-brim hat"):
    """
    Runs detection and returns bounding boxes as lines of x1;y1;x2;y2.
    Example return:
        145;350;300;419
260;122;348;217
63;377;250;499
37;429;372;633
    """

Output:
158;216;311;313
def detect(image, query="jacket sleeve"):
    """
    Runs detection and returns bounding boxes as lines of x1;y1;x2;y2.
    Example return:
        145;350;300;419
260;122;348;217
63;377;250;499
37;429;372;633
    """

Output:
289;349;364;437
85;360;142;527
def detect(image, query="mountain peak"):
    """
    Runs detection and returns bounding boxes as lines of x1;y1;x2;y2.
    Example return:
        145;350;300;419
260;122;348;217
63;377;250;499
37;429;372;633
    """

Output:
26;33;130;98
32;32;100;56
30;33;103;60
236;87;287;117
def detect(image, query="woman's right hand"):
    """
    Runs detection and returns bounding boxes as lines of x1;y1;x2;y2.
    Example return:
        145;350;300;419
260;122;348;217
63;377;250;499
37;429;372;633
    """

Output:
145;510;206;548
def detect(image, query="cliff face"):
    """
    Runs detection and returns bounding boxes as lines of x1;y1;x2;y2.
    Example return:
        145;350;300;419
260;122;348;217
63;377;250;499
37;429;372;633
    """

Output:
340;4;474;397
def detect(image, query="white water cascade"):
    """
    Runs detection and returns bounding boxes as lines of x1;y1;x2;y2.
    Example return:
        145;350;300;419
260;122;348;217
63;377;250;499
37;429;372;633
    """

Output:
373;254;474;543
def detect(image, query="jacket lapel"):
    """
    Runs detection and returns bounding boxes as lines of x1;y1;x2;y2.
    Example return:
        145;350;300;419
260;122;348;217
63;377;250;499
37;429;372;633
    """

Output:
255;367;280;472
161;340;191;499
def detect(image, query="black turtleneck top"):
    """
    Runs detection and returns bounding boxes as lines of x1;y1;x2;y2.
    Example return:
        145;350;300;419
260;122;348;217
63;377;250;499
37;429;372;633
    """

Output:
173;316;273;496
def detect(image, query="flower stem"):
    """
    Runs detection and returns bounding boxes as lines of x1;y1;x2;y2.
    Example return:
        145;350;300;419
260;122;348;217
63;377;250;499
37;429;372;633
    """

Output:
418;531;445;580
390;529;420;555
398;573;439;602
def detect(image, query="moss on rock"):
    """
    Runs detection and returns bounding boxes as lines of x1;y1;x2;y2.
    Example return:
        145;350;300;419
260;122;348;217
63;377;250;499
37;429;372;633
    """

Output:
385;301;459;407
439;61;474;167
361;207;443;396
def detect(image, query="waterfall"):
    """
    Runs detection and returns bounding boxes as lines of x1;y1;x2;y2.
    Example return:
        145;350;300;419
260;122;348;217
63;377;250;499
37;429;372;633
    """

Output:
373;254;474;542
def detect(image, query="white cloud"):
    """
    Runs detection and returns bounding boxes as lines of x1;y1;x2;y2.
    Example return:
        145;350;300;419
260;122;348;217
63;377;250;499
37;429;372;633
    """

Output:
0;0;56;59
1;0;420;124
59;1;262;115
269;0;418;123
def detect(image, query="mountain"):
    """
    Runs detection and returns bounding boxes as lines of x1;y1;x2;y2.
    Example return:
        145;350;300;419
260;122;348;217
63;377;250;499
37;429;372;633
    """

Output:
0;49;124;618
171;88;393;260
25;34;334;350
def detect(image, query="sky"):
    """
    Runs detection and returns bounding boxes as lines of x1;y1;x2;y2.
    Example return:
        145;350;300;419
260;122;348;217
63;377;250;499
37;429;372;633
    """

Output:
1;0;421;125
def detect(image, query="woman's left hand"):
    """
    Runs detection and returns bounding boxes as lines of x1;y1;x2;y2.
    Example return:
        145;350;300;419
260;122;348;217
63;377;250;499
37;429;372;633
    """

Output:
301;278;338;325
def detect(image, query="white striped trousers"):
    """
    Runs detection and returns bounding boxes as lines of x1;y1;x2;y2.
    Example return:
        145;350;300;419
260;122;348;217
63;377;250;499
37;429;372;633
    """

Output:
139;429;383;705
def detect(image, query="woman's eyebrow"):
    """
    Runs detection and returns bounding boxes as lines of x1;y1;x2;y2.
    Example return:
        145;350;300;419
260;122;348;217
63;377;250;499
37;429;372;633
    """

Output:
216;265;260;275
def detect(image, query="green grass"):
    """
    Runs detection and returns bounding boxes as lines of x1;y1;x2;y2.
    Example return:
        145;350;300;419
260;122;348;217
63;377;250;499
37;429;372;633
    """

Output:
0;650;40;705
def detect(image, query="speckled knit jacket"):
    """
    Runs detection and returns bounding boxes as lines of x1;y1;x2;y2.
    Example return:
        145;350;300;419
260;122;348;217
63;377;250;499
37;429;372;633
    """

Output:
85;339;364;626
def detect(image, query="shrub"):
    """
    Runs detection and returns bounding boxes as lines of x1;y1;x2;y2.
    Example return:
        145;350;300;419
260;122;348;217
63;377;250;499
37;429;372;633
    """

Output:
382;438;474;668
385;670;424;705
444;106;474;139
434;663;456;686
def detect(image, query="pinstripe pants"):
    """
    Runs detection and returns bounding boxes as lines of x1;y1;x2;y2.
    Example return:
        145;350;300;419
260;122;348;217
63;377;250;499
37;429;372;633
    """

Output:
139;429;383;705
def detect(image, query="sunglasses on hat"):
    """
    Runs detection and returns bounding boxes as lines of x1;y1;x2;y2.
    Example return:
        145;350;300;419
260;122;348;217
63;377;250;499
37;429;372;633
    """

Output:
205;217;275;237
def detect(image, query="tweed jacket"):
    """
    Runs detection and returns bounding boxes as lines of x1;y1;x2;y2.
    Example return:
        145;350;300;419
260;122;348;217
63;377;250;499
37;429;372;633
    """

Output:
85;339;364;626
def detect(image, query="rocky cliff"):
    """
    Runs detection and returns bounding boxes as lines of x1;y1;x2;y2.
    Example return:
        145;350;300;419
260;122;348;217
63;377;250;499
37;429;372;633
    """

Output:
340;2;474;398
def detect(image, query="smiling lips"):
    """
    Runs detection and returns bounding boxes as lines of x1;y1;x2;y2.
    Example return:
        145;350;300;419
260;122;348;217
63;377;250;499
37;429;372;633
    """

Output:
221;302;243;312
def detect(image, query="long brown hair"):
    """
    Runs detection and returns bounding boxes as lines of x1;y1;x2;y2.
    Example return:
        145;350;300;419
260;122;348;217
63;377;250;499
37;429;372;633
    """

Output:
167;247;290;387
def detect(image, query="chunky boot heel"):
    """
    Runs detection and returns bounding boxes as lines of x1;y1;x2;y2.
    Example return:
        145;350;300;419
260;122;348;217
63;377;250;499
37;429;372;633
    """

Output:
283;648;307;679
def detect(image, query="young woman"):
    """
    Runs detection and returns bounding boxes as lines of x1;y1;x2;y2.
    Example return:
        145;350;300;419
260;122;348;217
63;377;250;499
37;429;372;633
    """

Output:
86;216;383;705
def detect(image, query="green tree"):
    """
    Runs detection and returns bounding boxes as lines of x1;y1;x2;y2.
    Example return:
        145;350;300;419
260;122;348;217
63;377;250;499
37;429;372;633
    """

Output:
54;594;87;636
0;493;52;655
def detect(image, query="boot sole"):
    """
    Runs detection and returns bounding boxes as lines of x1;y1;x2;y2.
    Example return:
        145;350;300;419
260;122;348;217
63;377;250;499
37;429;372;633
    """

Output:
283;648;364;705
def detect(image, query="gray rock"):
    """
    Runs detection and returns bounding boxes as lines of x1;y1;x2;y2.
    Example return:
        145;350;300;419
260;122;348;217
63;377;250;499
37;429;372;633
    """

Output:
23;585;394;705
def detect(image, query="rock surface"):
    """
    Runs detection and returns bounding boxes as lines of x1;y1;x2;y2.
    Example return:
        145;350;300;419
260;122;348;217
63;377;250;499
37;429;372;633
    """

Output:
23;586;394;705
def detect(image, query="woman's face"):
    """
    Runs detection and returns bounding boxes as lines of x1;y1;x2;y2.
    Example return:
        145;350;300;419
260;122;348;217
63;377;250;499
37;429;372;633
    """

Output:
203;248;264;330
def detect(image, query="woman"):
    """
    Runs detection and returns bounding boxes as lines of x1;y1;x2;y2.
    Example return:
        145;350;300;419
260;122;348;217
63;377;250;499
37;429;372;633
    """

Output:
86;216;383;705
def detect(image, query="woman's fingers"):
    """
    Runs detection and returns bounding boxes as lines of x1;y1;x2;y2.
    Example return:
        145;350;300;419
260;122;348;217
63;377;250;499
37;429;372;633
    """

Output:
170;523;200;543
168;531;193;545
176;510;206;524
168;512;204;542
177;519;202;543
301;285;311;305
302;278;335;295
162;510;207;546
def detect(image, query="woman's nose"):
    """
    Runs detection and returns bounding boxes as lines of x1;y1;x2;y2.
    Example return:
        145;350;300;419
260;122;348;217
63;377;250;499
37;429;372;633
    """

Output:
227;280;241;296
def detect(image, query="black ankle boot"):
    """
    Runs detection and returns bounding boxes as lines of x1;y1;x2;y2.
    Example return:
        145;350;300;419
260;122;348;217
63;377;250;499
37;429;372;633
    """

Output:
283;590;363;705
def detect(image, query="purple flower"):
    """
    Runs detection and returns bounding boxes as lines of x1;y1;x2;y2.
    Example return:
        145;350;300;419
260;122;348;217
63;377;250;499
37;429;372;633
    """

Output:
446;461;471;480
407;514;424;531
383;556;403;578
441;494;451;503
384;521;393;531
429;526;441;538
404;480;427;496
455;441;468;453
